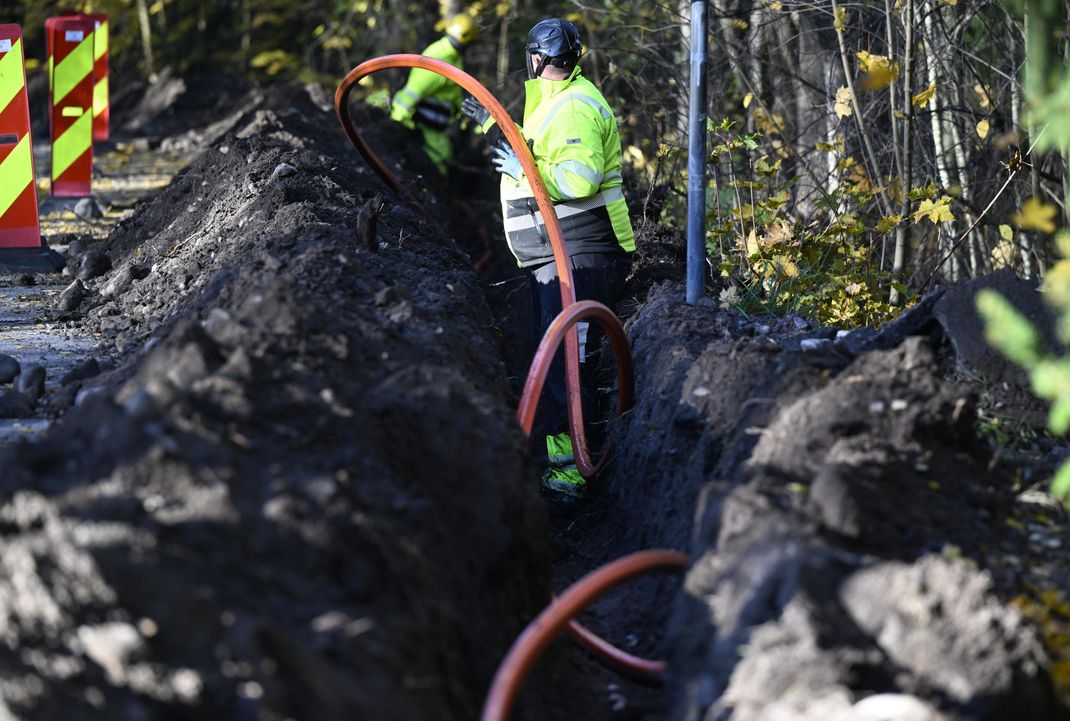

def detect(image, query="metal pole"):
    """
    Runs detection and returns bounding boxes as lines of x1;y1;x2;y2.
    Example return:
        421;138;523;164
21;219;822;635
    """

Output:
686;0;709;305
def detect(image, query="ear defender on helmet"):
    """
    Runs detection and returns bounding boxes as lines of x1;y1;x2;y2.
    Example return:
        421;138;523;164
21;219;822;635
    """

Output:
525;18;582;79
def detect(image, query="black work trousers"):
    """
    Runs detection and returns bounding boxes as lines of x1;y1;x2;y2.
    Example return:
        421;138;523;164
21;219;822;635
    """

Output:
529;251;631;441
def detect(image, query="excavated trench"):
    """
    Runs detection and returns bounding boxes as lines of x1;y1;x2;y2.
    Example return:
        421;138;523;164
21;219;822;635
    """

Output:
0;76;1068;721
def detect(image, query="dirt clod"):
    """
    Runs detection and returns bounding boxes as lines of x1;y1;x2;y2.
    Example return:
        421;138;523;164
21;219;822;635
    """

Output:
0;354;19;384
56;279;88;312
16;364;46;401
74;197;106;220
78;250;113;281
0;391;34;418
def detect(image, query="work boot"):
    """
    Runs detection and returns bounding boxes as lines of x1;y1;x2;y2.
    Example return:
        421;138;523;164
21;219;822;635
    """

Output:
541;432;585;499
540;465;586;498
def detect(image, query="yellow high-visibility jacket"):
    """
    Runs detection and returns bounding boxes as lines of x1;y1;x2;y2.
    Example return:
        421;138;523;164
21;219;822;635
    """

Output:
481;66;635;267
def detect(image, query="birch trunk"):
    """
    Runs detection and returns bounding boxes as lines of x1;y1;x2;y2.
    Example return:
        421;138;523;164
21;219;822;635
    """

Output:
892;0;915;300
136;0;156;77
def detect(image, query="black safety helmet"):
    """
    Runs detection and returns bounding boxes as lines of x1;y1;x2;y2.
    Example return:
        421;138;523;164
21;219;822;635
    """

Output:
525;18;582;79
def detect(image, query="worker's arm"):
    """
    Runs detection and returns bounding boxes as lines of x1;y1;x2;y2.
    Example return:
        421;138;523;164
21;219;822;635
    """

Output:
390;68;449;126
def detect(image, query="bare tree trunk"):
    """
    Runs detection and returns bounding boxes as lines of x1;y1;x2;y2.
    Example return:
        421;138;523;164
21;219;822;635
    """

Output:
892;0;915;300
830;0;892;218
1010;24;1036;278
241;0;252;72
136;0;156;77
496;7;512;87
1063;39;1070;232
924;16;954;269
1025;9;1045;278
679;0;693;141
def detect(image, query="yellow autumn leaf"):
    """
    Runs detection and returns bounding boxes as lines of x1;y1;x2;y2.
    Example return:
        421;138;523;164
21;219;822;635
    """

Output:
834;6;847;31
766;0;783;9
976;119;990;139
912;82;936;108
743;92;753;109
911;195;955;224
1056;229;1070;257
1012;197;1058;234
752;109;786;134
860;66;899;91
875;214;904;233
732;18;749;29
764;220;795;245
744;228;760;257
624;145;647;171
999;224;1013;240
974;83;993;109
857;51;900;91
991;237;1016;267
815;141;836;152
777;258;800;278
855;51;876;72
835;87;853;118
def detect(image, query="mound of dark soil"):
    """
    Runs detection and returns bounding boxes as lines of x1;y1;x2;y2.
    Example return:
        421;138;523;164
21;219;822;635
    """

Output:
0;80;565;721
598;281;1069;720
9;54;1070;721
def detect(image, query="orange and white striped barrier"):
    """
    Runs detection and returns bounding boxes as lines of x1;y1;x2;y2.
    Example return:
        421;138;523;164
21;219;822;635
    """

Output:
0;24;62;273
47;15;95;197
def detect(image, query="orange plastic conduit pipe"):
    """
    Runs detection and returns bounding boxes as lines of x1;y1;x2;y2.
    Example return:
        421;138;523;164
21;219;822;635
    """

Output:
334;55;584;422
515;302;655;680
516;300;634;476
336;57;656;683
481;549;689;721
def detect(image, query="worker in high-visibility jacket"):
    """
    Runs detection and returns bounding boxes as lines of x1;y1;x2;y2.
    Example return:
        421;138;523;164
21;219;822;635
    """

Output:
462;18;635;500
390;15;479;174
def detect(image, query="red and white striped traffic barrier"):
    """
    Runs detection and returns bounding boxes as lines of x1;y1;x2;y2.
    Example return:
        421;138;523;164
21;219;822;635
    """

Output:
0;24;62;273
47;15;95;197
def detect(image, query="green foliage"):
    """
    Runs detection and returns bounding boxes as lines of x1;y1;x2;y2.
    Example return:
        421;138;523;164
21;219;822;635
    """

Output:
704;118;909;327
976;239;1070;508
976;289;1042;367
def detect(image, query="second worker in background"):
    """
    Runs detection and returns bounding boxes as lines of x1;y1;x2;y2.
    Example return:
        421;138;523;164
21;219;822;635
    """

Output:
463;17;635;500
390;14;479;174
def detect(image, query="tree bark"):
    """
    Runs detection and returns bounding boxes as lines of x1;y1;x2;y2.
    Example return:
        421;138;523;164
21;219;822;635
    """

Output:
136;0;156;78
892;0;915;301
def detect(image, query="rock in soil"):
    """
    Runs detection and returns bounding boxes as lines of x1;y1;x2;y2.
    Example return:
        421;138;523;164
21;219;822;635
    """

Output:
56;279;87;312
15;364;46;401
74;197;106;220
78;249;113;281
99;263;148;298
0;391;34;418
61;358;101;385
0;354;19;384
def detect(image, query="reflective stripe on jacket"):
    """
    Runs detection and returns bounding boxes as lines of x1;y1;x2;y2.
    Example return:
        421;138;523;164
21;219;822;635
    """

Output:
495;66;635;267
390;36;463;130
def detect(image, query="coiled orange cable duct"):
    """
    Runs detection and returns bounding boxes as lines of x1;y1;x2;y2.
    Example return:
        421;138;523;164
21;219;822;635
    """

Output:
335;56;669;688
481;550;689;721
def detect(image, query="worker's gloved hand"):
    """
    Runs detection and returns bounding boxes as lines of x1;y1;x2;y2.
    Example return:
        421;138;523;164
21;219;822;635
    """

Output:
461;96;490;126
491;141;522;180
